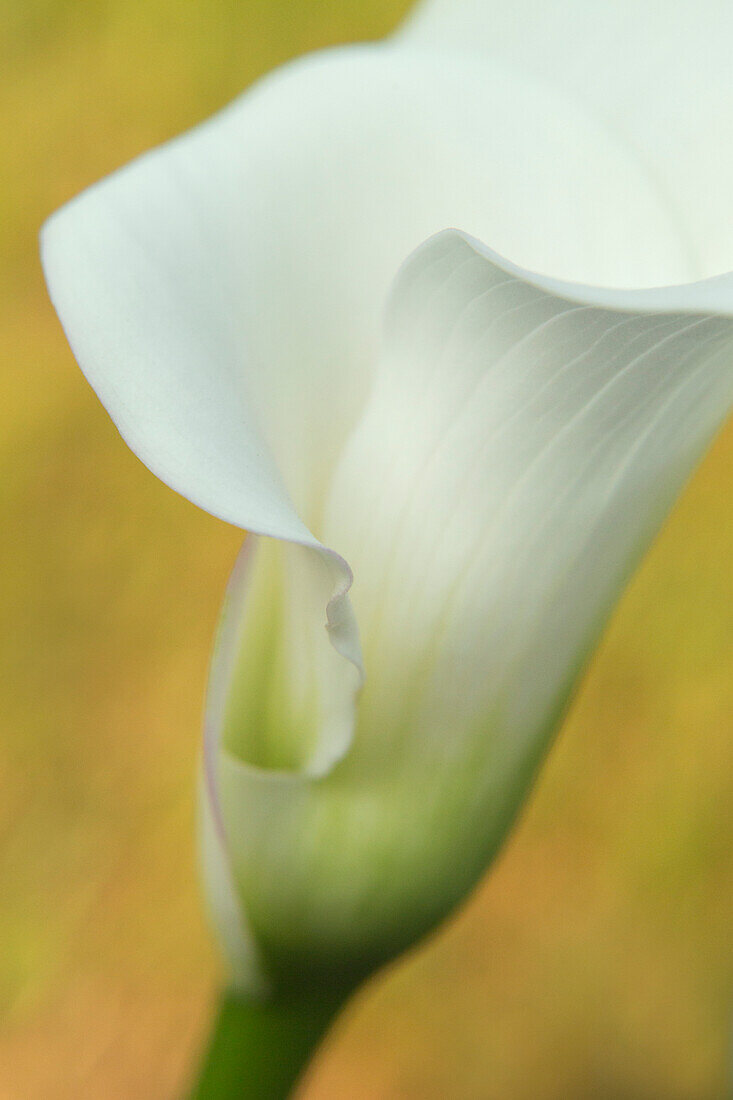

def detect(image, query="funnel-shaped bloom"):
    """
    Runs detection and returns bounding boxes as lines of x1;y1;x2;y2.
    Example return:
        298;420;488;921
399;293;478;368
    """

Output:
42;7;733;998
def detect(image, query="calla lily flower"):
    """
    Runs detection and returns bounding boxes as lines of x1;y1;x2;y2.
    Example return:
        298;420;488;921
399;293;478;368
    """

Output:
42;2;733;1004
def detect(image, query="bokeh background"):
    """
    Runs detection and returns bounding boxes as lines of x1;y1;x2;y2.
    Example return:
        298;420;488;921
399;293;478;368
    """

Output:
2;1;733;1096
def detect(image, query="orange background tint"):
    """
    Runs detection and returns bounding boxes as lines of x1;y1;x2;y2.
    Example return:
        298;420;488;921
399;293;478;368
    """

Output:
2;1;732;1096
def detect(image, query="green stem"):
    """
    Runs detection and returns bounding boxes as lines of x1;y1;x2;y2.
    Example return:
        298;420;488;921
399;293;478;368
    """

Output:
189;987;345;1100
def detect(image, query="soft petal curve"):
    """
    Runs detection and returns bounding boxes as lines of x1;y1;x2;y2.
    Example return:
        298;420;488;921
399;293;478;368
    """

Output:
402;0;733;277
42;45;692;541
326;231;733;770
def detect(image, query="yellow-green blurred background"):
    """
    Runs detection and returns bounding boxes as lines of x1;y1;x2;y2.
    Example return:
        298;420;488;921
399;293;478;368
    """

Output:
2;1;733;1096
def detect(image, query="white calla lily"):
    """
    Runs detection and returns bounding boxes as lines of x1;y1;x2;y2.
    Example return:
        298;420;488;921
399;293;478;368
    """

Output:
42;9;733;999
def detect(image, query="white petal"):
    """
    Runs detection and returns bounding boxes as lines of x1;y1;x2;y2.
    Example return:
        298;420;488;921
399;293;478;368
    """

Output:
212;231;733;991
325;232;733;774
42;45;691;544
402;0;733;277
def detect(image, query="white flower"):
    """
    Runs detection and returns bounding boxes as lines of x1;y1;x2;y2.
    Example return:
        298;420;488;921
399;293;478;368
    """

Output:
42;2;733;997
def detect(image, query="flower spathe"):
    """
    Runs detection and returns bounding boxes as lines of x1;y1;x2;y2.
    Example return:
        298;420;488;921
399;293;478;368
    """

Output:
42;4;733;997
